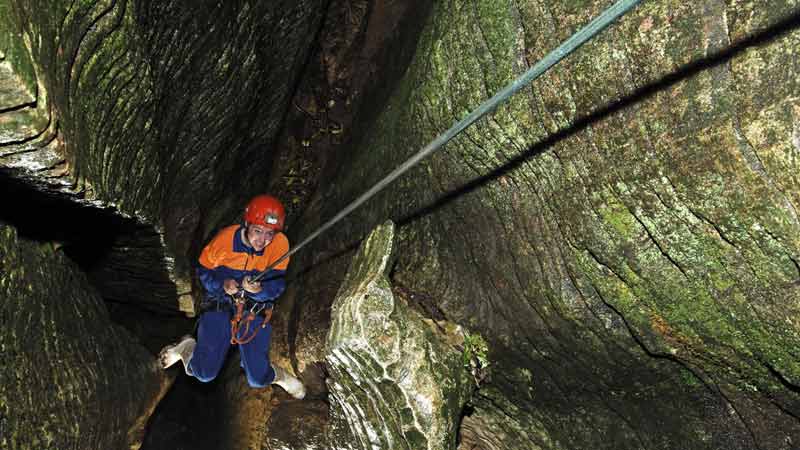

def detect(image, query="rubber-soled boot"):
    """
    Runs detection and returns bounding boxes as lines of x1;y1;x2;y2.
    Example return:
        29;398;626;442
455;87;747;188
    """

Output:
158;335;196;376
272;365;306;399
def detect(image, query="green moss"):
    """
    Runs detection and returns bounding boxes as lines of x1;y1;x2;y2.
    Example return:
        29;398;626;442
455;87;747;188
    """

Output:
462;329;491;386
0;2;38;95
0;106;48;140
679;367;702;387
595;189;639;237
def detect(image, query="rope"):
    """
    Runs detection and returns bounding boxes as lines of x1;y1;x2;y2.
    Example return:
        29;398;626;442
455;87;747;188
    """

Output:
252;0;644;283
230;300;264;344
230;302;257;345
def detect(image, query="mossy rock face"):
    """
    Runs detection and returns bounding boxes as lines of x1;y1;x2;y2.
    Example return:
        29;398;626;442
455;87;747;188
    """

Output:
2;0;324;215
0;222;169;450
295;0;800;449
0;1;329;448
3;0;800;448
325;221;475;450
0;0;327;313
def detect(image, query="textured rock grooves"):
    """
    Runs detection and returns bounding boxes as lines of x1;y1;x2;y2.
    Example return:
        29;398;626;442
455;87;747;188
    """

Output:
4;0;800;449
2;1;328;449
324;221;475;450
0;2;189;318
292;1;800;449
0;222;172;450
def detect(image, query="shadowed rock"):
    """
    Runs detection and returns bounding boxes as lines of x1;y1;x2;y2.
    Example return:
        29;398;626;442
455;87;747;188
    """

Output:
0;222;170;450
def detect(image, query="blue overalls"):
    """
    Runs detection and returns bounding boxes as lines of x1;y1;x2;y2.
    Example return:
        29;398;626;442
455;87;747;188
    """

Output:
188;225;289;387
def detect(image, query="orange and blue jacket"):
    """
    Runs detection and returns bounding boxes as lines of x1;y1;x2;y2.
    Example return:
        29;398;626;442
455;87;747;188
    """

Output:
197;225;290;303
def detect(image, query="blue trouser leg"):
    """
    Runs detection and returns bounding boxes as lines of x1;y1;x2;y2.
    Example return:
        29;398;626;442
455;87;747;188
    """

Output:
187;310;231;382
238;314;275;388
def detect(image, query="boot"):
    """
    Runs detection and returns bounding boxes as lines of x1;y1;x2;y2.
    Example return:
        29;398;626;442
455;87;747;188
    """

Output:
158;335;196;376
272;365;306;399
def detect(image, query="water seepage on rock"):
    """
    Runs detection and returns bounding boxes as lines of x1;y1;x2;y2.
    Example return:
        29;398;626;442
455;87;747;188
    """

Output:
325;220;476;450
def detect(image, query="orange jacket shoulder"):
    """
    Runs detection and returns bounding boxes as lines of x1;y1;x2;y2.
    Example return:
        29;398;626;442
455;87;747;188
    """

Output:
198;225;239;269
265;232;290;271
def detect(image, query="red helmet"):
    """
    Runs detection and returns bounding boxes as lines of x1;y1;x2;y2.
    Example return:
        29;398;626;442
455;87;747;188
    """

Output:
244;195;285;230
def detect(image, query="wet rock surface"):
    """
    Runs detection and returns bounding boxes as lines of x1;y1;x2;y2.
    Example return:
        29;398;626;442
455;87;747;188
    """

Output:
325;221;475;450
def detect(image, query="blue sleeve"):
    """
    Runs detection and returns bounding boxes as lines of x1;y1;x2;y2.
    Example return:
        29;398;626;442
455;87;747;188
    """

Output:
248;270;287;302
198;265;226;298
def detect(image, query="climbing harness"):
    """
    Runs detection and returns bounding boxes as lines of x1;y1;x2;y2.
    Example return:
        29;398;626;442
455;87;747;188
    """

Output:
193;294;273;344
249;0;643;284
223;233;278;344
229;292;273;345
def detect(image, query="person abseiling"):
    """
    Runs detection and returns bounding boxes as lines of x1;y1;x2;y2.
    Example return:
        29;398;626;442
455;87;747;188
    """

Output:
159;194;305;399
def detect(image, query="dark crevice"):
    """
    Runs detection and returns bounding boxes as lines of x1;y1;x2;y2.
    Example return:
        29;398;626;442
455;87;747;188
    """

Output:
0;168;177;315
1;168;127;256
627;205;689;278
0;102;37;114
759;382;800;423
454;403;475;448
392;282;448;322
687;206;737;247
585;258;717;395
762;359;800;394
790;256;800;279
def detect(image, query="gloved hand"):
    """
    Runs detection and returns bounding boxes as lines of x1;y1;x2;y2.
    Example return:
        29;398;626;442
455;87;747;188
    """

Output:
223;279;239;295
242;276;262;294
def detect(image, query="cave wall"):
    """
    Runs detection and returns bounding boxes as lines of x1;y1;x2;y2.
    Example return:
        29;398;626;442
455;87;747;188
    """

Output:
1;1;329;448
292;1;800;449
1;0;327;314
325;221;475;450
4;0;800;448
0;222;170;449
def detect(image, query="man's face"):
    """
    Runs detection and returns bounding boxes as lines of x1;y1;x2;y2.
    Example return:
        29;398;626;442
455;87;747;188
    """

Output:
246;224;275;251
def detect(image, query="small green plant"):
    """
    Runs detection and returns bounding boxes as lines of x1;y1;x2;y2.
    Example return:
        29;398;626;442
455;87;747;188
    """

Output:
679;368;702;388
462;331;490;385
